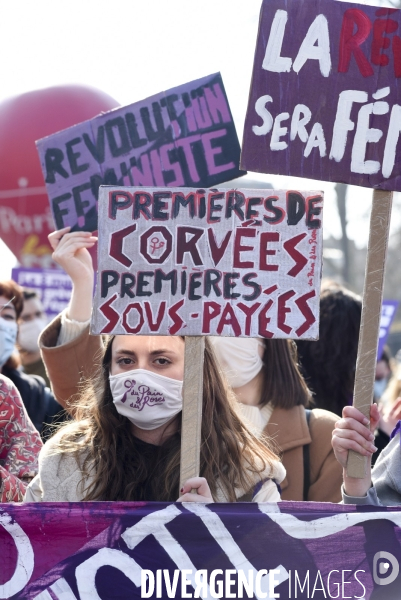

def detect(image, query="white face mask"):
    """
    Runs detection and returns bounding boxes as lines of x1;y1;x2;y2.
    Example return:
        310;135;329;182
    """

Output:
210;337;265;389
18;317;47;353
0;317;18;368
109;368;183;430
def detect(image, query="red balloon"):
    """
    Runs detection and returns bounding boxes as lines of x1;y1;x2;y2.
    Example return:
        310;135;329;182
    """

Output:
0;85;119;267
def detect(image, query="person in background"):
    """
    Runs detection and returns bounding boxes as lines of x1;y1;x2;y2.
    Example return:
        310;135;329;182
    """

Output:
374;346;393;402
374;358;401;463
25;228;285;503
296;282;362;417
0;374;42;501
0;280;64;440
210;336;343;502
18;289;49;386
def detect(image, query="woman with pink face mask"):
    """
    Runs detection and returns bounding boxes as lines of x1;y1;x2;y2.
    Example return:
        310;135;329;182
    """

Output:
24;229;285;503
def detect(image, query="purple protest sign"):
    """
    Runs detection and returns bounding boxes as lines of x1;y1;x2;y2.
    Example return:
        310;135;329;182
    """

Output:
378;299;399;360
36;74;245;233
2;501;401;600
11;267;72;321
241;0;401;192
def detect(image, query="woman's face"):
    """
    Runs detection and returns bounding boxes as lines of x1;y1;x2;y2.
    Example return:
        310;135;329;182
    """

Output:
110;335;185;380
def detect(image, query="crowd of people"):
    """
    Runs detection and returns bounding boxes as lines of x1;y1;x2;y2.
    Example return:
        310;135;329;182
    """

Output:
1;228;401;505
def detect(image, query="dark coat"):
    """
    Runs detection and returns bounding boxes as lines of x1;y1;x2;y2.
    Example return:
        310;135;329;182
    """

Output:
2;366;66;441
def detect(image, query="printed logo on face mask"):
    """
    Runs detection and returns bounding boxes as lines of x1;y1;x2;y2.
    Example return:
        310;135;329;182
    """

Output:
121;379;166;410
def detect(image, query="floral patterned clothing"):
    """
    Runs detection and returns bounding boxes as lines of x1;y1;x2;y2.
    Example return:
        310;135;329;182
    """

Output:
0;374;42;501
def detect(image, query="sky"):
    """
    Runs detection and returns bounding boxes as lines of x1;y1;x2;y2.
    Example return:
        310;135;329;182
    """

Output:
0;0;399;279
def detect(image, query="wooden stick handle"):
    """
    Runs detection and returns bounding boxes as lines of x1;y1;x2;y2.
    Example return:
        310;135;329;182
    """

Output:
347;189;393;478
180;336;205;490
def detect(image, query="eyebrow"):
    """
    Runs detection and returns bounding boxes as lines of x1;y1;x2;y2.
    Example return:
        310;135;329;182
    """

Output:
0;305;16;313
0;297;16;311
114;349;176;356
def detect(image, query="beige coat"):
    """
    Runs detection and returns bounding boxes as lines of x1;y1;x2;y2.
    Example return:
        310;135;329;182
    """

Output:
265;405;342;503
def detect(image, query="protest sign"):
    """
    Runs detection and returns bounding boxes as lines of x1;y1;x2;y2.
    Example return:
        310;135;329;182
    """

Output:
378;299;399;360
2;501;401;600
11;267;72;321
241;0;401;191
90;186;323;339
36;74;245;233
242;0;398;478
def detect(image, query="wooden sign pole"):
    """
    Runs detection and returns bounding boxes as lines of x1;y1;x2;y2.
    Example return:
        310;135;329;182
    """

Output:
347;189;393;478
180;336;205;489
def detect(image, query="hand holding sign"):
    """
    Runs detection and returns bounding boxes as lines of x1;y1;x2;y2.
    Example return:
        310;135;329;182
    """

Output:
243;0;398;479
177;477;214;503
49;228;97;323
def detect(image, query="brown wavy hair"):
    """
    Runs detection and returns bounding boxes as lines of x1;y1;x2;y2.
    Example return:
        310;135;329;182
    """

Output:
259;339;311;409
52;337;280;502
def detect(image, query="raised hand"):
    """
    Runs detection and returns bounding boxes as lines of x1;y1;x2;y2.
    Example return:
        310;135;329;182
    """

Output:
48;228;98;322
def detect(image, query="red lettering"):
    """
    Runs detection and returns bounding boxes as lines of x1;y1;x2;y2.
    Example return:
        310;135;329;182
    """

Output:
283;233;308;277
233;228;256;269
109;224;137;268
176;226;204;266
99;293;120;334
207;229;232;267
122;303;144;334
338;9;374;77
237;302;261;336
168;299;185;335
295;290;317;336
393;34;401;77
202;301;221;334
375;8;399;17
259;232;279;271
216;303;241;336
258;300;274;339
277;290;296;334
372;17;398;66
144;301;166;332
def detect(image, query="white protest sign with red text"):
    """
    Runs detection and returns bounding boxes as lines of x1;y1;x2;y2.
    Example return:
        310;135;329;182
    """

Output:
91;186;323;338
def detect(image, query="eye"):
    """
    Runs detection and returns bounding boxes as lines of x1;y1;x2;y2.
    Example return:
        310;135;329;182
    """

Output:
1;314;16;322
154;357;171;366
116;357;134;366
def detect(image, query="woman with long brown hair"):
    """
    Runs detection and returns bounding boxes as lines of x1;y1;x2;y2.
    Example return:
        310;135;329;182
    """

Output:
211;335;343;502
24;229;284;503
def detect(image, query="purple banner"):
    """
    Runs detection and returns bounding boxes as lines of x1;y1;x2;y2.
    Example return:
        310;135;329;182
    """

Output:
11;267;72;321
2;501;401;599
241;0;401;192
378;299;399;360
36;73;245;233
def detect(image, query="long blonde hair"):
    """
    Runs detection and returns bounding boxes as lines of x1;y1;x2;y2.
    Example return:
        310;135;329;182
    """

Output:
53;337;280;502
